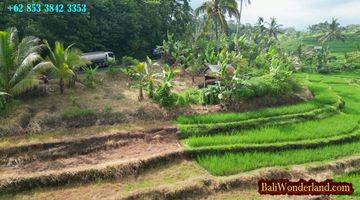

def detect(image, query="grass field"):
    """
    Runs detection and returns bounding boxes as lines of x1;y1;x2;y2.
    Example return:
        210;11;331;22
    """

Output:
279;33;360;59
335;171;360;199
302;34;360;55
180;72;360;177
196;141;360;176
185;114;359;148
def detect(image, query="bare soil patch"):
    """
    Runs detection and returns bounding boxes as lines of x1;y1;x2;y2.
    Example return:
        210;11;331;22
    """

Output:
0;126;181;181
0;160;207;200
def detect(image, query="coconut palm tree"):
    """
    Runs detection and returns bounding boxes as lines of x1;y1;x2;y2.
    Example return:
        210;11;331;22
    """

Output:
266;17;283;39
44;41;88;94
318;18;346;44
195;0;240;39
236;0;251;34
0;27;52;96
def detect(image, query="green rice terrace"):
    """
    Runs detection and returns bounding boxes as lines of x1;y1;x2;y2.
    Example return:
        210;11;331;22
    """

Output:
0;72;359;199
1;0;360;199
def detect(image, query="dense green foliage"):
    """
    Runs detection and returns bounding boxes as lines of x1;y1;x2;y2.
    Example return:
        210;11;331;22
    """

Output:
0;0;193;59
0;28;51;96
177;81;339;124
302;34;360;55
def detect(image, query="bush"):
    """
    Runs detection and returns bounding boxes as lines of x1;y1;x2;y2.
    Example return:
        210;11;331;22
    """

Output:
121;56;139;67
82;66;99;88
174;89;204;106
153;85;175;108
202;84;223;105
345;51;360;70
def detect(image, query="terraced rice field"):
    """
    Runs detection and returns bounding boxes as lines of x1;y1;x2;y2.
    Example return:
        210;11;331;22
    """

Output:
335;171;360;199
178;72;360;177
1;72;359;199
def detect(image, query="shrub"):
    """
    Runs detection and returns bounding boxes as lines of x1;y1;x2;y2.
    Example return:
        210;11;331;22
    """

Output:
107;60;120;77
82;66;99;88
202;84;223;105
121;56;139;67
344;51;360;70
153;85;175;108
174;89;204;106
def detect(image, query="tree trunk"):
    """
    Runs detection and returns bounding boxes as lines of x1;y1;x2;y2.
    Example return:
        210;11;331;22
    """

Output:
60;78;64;94
237;0;243;35
215;20;219;40
138;86;144;101
191;76;195;84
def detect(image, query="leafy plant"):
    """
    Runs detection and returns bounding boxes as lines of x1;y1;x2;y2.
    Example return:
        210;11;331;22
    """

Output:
202;83;223;105
153;65;180;107
82;66;99;88
0;27;52;96
44;41;88;93
187;57;204;83
0;92;10;111
107;59;119;77
344;51;360;70
126;57;157;101
121;56;139;67
315;46;337;73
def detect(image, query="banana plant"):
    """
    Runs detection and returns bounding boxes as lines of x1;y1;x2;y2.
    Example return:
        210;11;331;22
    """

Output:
132;57;158;101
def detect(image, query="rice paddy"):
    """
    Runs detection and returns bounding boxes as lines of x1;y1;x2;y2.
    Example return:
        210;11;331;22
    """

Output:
179;72;360;178
335;171;360;199
196;141;360;176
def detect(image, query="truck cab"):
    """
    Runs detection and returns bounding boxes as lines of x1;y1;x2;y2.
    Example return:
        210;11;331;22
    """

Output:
105;52;116;63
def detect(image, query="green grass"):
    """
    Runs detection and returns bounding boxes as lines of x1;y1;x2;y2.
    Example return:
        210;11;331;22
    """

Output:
61;107;95;119
185;114;359;148
183;72;360;176
302;34;360;55
196;141;360;176
177;82;339;125
335;171;360;199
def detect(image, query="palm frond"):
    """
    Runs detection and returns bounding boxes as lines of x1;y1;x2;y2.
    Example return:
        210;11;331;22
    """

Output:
10;74;39;95
9;53;42;85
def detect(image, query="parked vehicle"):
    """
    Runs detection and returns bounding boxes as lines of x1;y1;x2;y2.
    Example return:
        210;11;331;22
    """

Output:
81;51;115;67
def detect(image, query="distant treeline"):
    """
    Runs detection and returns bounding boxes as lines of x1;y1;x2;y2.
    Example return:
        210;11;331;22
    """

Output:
0;0;193;59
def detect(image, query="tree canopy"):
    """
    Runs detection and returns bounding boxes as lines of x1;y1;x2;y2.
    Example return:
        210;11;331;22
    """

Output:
0;0;193;59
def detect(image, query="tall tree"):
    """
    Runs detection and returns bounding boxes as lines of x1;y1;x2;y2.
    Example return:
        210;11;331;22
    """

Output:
0;0;193;59
266;17;283;39
195;0;240;39
318;18;346;44
0;27;51;96
237;0;251;34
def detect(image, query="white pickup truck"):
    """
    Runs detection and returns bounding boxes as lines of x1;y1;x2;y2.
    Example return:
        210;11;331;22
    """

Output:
81;51;116;67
